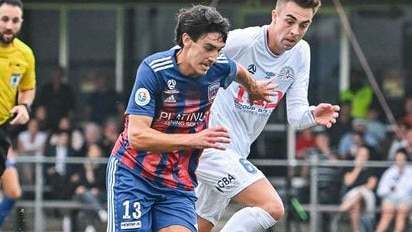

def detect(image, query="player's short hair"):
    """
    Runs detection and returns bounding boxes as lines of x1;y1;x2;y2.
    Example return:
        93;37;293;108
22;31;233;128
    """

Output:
174;5;231;47
0;0;23;9
275;0;321;14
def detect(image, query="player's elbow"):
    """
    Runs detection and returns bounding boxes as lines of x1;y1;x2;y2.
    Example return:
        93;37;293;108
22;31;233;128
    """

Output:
128;131;148;151
266;201;285;221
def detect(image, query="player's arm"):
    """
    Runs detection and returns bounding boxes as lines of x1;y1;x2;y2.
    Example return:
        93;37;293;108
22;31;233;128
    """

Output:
127;115;230;152
234;62;275;104
10;88;36;125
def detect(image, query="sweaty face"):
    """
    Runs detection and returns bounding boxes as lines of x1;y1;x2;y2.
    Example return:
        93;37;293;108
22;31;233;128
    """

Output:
271;2;314;55
181;32;225;77
0;4;23;46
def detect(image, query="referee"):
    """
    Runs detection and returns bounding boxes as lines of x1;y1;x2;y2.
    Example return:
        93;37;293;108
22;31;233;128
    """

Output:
0;0;36;177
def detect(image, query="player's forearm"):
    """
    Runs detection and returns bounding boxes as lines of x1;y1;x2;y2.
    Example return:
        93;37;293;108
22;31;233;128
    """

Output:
234;63;258;95
128;129;193;152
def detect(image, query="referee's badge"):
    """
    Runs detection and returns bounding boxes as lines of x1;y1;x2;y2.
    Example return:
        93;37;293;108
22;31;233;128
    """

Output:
10;73;21;87
135;88;150;106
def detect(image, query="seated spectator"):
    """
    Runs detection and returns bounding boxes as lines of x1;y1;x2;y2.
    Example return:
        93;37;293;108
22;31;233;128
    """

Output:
296;131;342;232
295;127;316;160
375;148;412;232
70;143;107;231
44;130;81;202
397;96;412;129
48;117;84;153
327;100;353;149
16;118;48;185
100;116;122;155
339;146;378;232
338;118;380;160
364;107;387;153
387;127;412;161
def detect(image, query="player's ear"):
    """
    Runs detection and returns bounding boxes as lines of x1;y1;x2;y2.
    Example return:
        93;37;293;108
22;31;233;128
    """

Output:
271;9;278;22
181;33;192;48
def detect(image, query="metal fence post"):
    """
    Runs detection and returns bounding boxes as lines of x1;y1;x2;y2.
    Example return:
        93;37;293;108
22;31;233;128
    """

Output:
309;154;319;232
34;152;45;232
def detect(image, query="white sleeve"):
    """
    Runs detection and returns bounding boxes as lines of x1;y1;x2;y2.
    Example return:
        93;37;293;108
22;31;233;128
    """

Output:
286;43;316;129
376;168;393;197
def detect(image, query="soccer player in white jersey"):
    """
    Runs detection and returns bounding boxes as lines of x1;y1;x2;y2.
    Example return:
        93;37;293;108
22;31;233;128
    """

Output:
195;0;340;231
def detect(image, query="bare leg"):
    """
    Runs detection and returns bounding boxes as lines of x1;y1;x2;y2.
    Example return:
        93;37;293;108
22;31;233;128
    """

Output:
158;225;191;232
197;215;214;232
375;202;395;232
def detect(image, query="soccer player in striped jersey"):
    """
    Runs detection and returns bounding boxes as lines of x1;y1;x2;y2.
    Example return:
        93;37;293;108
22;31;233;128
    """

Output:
195;0;340;232
106;5;276;232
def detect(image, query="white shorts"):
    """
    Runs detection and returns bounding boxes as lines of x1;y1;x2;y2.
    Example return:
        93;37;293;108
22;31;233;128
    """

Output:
195;148;265;225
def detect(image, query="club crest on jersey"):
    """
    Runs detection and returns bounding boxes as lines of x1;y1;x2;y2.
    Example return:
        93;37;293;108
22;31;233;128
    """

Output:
135;88;150;106
10;73;22;88
278;66;295;82
208;82;220;102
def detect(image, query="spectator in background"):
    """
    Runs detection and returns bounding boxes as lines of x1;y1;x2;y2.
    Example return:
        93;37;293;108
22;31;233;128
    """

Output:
295;128;316;160
340;69;373;119
32;105;49;133
397;96;412;129
16;118;48;185
85;74;124;125
78;122;102;155
48;116;84;153
298;131;342;232
36;65;76;132
100;116;122;155
381;69;405;120
364;107;387;154
327;100;353;149
339;145;378;232
375;148;412;232
387;127;412;161
44;130;80;202
70;143;107;231
338;118;379;160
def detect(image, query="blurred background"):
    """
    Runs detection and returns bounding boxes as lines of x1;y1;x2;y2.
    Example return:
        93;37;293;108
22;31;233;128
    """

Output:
3;0;412;231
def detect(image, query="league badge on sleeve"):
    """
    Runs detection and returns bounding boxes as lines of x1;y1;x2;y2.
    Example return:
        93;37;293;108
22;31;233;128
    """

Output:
135;88;151;106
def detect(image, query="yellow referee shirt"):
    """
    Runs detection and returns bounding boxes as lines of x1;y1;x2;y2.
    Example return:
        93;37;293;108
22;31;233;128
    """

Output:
0;38;36;125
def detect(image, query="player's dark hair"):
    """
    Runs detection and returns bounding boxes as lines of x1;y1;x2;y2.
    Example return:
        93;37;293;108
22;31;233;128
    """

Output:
174;5;230;47
275;0;321;14
0;0;23;9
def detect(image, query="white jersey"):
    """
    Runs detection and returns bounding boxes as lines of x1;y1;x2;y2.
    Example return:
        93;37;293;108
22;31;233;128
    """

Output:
211;25;316;156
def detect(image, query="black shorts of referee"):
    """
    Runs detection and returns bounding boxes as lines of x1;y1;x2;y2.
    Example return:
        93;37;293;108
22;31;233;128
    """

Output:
0;123;11;177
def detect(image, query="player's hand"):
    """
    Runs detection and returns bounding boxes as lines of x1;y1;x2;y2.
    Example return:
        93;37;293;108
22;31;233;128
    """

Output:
192;126;230;150
313;103;340;128
247;78;277;104
9;105;30;125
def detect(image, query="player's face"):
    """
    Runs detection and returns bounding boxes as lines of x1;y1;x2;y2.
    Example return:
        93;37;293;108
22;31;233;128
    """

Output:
182;32;225;77
0;4;23;46
270;2;314;55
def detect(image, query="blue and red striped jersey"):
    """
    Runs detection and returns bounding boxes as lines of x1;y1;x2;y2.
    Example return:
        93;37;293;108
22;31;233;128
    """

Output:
111;48;237;190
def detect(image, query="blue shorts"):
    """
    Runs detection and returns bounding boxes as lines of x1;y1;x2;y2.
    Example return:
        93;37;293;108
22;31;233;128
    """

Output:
106;156;198;232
